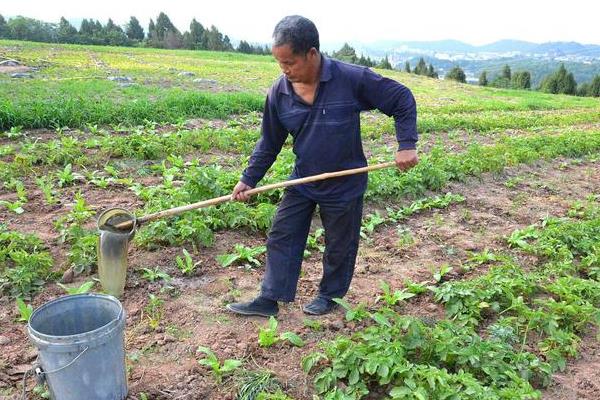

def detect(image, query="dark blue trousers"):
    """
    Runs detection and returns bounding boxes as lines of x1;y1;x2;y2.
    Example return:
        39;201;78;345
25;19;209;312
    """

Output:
260;188;364;302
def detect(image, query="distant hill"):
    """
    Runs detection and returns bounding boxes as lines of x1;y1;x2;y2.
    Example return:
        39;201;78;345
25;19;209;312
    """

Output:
326;39;600;85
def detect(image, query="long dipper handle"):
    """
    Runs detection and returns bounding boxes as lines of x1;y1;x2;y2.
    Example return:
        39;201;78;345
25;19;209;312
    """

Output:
114;161;396;230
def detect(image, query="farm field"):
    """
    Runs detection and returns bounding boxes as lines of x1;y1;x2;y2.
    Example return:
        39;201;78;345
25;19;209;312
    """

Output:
1;40;599;400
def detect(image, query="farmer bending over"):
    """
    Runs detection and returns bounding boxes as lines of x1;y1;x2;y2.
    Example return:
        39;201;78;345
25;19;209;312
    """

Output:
227;15;418;317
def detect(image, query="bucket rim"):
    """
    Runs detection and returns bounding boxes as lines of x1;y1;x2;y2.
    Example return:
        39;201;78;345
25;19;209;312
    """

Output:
97;207;137;235
28;293;124;345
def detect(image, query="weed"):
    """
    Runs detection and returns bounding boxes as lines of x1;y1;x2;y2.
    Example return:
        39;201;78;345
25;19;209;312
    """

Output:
197;346;242;384
175;249;199;275
217;244;266;269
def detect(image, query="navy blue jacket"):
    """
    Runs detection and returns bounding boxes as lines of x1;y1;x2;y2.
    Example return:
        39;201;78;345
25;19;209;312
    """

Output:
241;56;418;201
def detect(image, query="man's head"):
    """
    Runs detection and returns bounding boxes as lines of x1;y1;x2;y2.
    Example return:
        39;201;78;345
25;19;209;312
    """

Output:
272;15;321;84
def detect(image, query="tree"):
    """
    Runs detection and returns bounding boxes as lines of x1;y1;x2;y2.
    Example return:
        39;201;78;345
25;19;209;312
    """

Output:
223;35;233;51
57;17;77;43
205;25;225;50
427;64;438;79
0;14;8;38
188;18;205;49
445;66;466;83
478;71;488;86
511;71;531;89
589;75;600;97
378;55;392;70
539;64;577;95
404;61;411;73
7;16;55;42
154;12;179;43
332;43;358;64
414;57;428;75
148;19;156;42
501;64;511;81
126;16;144;41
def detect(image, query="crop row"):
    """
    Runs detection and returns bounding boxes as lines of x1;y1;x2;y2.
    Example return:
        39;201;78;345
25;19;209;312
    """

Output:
303;196;600;399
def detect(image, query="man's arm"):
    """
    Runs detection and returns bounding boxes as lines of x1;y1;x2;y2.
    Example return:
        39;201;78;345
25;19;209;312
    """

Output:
232;93;288;201
357;68;419;171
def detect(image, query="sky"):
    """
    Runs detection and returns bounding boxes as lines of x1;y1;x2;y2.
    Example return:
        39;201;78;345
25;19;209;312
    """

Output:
2;0;600;47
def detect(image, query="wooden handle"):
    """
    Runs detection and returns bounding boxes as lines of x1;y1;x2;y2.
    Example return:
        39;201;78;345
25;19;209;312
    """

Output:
114;161;396;230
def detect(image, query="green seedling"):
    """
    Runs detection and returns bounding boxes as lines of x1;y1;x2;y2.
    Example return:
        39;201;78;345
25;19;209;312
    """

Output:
376;280;416;306
16;297;33;322
217;244;266;268
258;317;305;348
0;200;24;214
57;280;95;295
57;163;77;187
332;298;369;321
197;346;242;384
140;267;171;282
403;278;429;295
303;318;323;331
432;264;453;283
144;294;164;330
175;249;199;275
258;316;279;347
36;177;58;205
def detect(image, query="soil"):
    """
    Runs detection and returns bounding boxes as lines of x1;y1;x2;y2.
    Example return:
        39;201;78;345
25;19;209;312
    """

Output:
0;143;598;399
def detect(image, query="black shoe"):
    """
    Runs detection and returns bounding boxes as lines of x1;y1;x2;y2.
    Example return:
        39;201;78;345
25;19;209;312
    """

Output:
302;297;338;316
226;296;278;317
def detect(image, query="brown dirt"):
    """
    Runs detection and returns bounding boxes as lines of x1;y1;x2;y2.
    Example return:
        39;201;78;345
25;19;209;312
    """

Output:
0;154;598;399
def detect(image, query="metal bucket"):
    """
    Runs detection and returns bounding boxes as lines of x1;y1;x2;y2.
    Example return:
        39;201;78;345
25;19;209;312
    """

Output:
97;208;136;298
27;294;127;400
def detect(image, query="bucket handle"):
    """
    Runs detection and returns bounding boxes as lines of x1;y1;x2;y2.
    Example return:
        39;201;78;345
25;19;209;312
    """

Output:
21;347;88;400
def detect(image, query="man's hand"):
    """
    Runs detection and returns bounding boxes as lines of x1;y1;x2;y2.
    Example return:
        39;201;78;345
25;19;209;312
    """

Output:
395;149;418;171
231;181;254;201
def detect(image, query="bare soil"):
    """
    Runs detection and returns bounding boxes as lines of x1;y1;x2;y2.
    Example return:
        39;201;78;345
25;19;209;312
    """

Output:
0;154;598;399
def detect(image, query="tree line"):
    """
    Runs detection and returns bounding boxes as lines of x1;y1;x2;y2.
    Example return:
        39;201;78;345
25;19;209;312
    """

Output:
446;63;600;97
0;12;268;54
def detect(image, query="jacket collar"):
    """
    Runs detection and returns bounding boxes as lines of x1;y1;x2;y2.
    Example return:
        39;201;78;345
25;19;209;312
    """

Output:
279;54;332;95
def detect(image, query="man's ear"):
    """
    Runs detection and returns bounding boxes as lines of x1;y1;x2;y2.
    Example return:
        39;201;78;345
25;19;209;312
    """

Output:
307;47;318;60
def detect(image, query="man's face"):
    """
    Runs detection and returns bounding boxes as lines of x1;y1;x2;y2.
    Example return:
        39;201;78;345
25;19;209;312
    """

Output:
272;44;317;83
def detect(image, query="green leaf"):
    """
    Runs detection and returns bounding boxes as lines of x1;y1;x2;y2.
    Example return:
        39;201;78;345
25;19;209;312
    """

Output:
221;359;242;372
280;332;305;347
216;253;239;268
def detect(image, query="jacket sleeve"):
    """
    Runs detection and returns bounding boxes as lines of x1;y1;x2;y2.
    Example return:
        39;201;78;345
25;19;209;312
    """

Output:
240;93;288;187
357;68;418;150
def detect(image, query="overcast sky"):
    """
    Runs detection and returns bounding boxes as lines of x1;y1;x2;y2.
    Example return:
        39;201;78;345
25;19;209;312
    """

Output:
3;0;600;46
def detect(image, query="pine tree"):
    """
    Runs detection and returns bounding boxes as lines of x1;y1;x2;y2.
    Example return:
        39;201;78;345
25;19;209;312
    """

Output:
155;12;179;42
478;71;488;86
332;43;358;64
404;61;411;73
0;14;8;38
148;19;156;41
427;64;438;78
126;16;144;41
378;55;392;70
540;64;577;95
589;75;600;97
511;71;531;89
446;66;466;83
57;17;77;43
414;57;428;75
501;64;511;81
189;19;205;49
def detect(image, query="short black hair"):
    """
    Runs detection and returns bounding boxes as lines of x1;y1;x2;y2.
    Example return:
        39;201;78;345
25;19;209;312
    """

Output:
272;15;320;55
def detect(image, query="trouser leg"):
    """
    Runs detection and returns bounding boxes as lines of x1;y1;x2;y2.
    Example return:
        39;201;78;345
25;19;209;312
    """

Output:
260;189;315;302
317;195;364;300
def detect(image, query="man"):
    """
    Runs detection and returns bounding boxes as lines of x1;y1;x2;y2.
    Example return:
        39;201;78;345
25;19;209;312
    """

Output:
226;15;418;317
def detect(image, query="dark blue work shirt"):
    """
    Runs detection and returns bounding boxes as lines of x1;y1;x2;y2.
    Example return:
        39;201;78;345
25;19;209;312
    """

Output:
241;56;418;201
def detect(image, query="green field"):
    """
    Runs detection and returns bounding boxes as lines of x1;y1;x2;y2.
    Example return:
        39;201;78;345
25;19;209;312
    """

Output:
1;40;599;399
